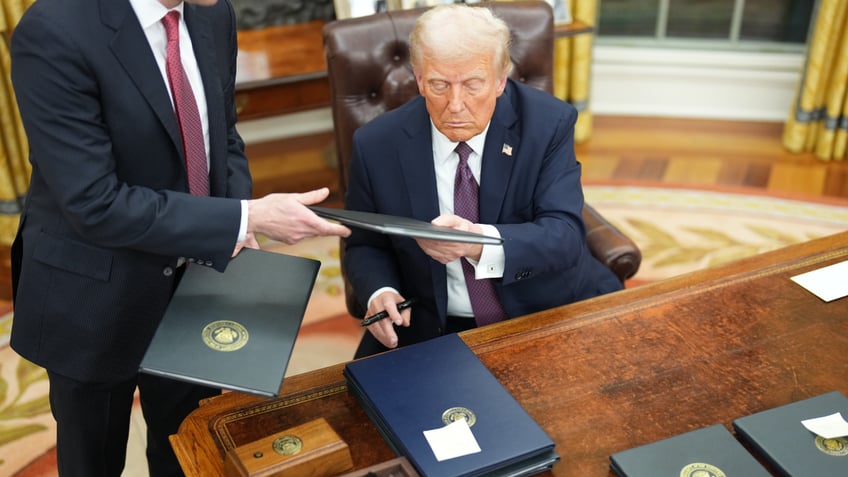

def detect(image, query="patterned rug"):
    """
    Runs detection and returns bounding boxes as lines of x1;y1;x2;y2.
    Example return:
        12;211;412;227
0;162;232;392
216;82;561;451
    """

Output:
3;183;848;476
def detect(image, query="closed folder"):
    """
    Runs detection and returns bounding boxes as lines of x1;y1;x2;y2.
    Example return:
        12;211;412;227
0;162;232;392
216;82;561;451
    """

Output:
139;248;320;397
344;333;558;477
609;424;771;477
733;391;848;476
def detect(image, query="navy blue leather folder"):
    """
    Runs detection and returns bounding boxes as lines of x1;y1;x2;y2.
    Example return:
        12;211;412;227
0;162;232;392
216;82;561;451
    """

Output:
343;333;558;477
733;391;848;476
610;424;771;477
140;248;319;397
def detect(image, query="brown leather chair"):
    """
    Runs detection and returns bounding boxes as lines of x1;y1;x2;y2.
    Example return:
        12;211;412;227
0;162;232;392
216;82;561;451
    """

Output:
322;1;641;317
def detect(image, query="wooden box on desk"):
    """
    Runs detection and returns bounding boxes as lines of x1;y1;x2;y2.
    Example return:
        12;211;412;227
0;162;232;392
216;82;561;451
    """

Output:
224;417;353;477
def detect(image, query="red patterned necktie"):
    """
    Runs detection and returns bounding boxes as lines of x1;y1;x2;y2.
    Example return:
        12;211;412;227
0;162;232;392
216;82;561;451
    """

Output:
162;11;209;196
453;141;508;326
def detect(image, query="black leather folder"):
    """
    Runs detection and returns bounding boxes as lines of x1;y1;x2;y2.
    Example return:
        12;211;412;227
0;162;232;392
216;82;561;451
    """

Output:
609;424;771;477
733;390;848;476
309;206;504;245
139;248;320;397
343;333;558;477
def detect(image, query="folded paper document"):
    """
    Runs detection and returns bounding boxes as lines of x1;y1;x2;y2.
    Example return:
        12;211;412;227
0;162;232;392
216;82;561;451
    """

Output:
140;248;320;397
733;391;848;476
309;206;503;245
790;260;848;302
344;333;558;477
609;424;771;477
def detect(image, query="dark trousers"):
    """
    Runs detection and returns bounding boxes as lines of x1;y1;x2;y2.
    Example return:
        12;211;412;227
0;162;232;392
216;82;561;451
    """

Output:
48;370;219;477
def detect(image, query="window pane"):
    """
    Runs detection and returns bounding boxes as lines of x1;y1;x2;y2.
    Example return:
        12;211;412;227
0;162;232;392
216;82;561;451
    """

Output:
740;0;814;43
597;0;659;37
667;0;735;39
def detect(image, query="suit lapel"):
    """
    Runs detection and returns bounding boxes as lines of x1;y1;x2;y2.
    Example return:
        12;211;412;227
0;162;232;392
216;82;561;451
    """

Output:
398;103;441;222
480;89;519;223
184;5;227;192
103;0;182;154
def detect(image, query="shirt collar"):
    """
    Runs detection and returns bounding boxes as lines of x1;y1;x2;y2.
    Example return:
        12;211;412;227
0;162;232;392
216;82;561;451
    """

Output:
431;121;490;165
129;0;184;30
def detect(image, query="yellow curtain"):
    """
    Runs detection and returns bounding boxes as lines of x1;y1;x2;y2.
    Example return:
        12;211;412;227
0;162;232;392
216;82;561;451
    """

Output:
0;0;33;247
553;0;596;143
782;0;848;161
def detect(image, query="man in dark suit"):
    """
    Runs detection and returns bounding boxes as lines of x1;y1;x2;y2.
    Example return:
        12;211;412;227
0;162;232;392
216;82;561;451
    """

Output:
344;4;622;358
9;0;348;475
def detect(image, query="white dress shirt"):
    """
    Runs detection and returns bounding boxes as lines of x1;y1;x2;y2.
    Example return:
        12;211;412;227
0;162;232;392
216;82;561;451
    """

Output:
368;123;506;318
129;0;248;243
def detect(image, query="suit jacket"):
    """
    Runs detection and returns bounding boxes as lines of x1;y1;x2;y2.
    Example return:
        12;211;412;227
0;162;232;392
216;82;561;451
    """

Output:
9;0;250;382
344;79;621;350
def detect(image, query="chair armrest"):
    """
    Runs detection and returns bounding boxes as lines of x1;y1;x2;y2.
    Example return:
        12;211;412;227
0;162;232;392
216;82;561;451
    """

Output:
582;204;642;283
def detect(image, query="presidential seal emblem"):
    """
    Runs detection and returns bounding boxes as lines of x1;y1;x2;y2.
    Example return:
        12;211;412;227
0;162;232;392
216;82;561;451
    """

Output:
201;320;248;352
815;435;848;456
442;407;476;427
679;462;726;477
272;435;303;456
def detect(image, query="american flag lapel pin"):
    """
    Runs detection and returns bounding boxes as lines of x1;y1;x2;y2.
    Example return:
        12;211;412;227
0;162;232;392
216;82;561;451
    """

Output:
502;144;513;156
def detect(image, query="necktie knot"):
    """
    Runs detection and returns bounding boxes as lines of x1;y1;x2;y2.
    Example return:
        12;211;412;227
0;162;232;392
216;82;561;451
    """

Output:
162;11;180;44
455;141;473;165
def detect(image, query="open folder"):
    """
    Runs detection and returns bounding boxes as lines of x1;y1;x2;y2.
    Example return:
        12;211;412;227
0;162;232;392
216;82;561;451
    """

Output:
309;206;503;245
139;248;320;397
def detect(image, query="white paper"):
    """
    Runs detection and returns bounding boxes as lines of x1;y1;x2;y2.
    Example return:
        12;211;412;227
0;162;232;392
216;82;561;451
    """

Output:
790;260;848;302
801;412;848;439
423;419;482;462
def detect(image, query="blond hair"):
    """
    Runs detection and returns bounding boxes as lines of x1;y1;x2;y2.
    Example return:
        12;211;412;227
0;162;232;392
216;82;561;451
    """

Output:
409;4;513;77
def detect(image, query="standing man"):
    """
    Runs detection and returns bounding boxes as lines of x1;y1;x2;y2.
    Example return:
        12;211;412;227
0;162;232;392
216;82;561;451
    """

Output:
9;0;349;475
343;4;622;358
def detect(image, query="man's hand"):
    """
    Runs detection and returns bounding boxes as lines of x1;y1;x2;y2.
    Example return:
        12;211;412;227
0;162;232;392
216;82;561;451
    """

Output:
246;188;350;244
364;291;412;349
415;214;484;264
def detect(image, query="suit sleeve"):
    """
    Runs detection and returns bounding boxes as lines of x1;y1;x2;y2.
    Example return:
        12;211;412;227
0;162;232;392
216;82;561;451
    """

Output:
495;103;588;286
342;129;406;306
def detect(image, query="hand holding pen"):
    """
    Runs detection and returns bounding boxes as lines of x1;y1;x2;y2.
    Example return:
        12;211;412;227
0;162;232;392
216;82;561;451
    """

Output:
361;298;416;327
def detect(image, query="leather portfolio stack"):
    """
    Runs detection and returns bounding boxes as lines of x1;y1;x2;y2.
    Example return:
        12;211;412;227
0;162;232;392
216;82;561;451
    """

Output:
733;390;848;476
609;424;771;477
344;333;559;477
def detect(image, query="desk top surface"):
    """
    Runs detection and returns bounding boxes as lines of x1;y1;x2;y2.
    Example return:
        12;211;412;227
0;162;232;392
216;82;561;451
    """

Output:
172;231;848;477
235;21;327;89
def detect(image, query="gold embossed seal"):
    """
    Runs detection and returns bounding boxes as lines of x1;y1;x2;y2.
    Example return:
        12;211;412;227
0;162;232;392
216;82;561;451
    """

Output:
815;435;848;456
272;435;303;456
201;320;249;352
679;462;726;477
442;407;476;427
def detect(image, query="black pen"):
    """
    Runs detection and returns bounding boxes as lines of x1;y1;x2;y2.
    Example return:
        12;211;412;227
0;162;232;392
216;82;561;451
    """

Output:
361;299;416;327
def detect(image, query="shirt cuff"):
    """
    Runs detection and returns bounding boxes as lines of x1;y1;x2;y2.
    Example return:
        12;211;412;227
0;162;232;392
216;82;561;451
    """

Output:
237;199;248;243
472;224;504;279
367;286;400;310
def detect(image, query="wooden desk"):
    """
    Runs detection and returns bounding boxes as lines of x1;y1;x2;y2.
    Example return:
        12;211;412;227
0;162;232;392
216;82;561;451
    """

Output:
172;232;848;476
234;21;330;120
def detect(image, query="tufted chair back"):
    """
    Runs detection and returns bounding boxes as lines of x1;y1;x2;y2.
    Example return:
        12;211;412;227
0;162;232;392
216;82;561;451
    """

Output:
322;2;641;317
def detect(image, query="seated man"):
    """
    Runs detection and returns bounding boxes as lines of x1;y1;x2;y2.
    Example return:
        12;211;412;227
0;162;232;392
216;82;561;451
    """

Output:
343;3;622;358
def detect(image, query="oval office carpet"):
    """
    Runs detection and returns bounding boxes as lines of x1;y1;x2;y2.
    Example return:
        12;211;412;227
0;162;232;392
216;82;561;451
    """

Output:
3;183;848;476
